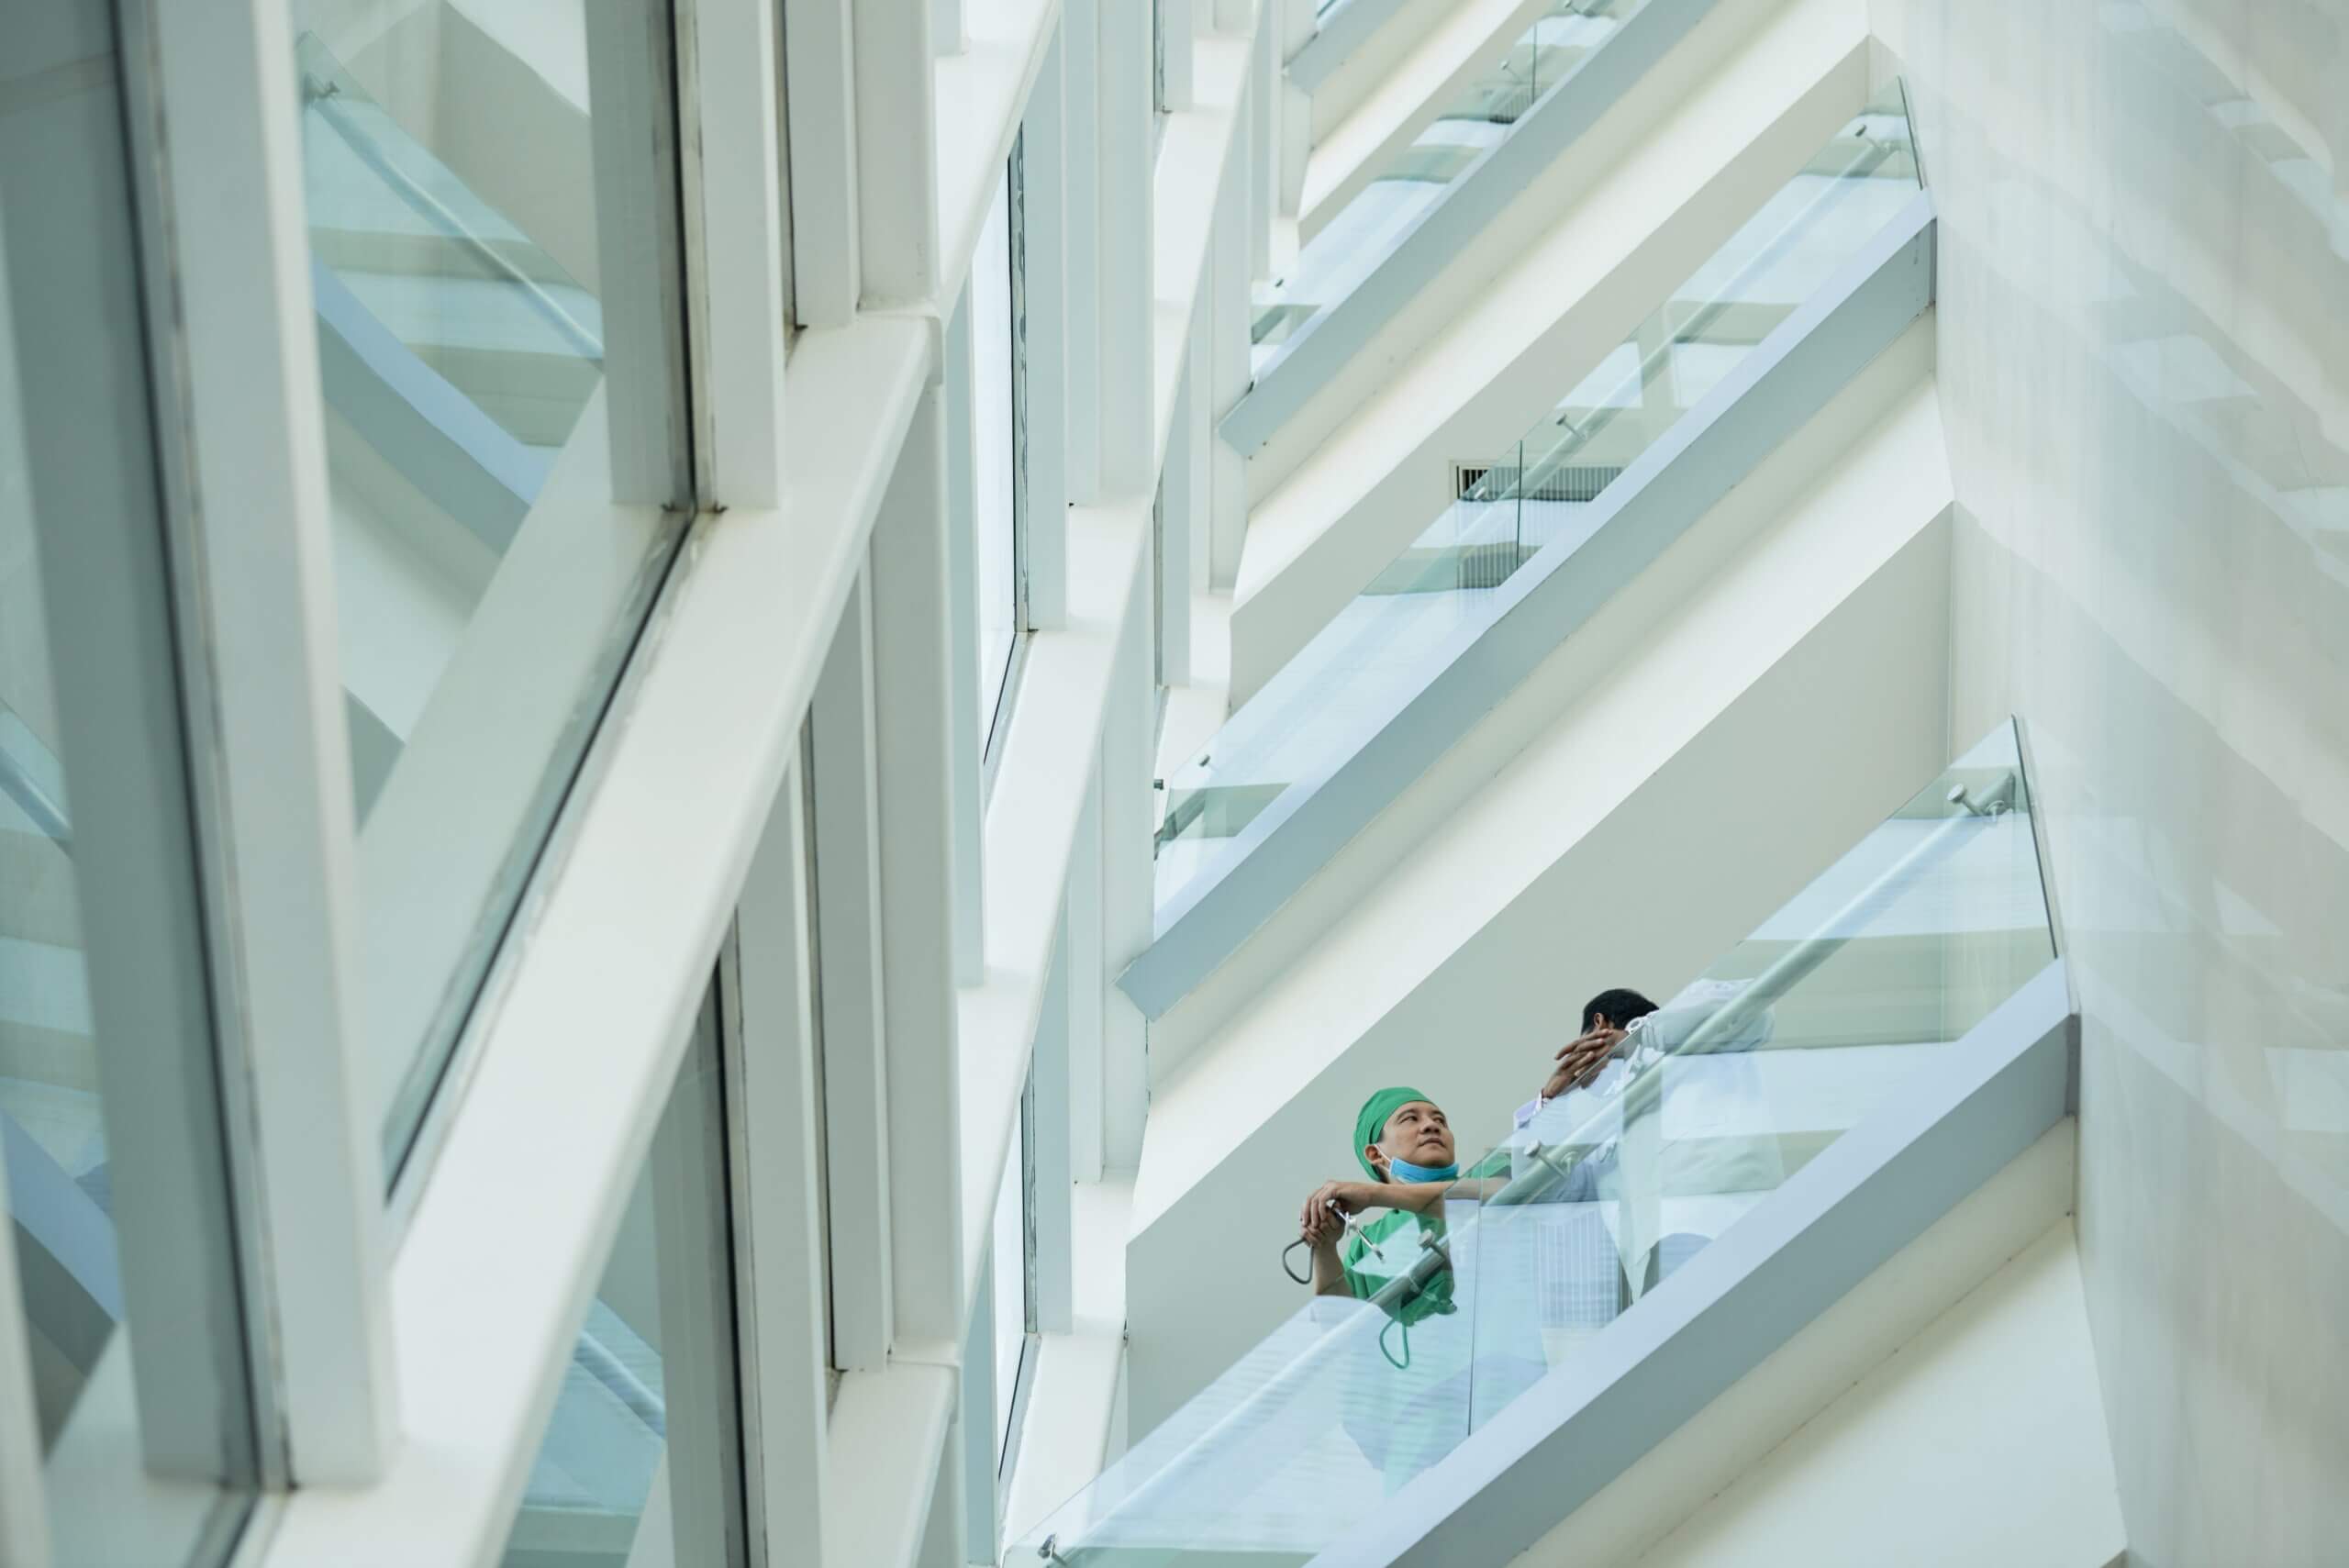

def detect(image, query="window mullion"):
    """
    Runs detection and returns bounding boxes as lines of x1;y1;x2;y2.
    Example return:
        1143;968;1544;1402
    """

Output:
138;0;395;1485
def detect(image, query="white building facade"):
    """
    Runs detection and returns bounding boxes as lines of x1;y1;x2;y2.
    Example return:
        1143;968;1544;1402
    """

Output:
0;0;2343;1564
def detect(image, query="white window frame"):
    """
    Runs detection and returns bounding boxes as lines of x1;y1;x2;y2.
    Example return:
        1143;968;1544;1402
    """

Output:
0;2;1294;1566
128;0;396;1487
725;731;832;1565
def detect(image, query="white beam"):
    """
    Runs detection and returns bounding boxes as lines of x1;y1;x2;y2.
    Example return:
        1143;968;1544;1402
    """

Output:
1030;914;1076;1333
1159;355;1197;687
1208;149;1251;589
1096;0;1156;495
146;0;395;1482
1061;0;1105;505
1174;306;1208;681
870;387;968;1349
1248;0;1274;278
1097;565;1155;1174
810;570;896;1371
954;1292;994;1561
925;1401;971;1568
856;0;941;305
941;298;987;982
1161;0;1197;112
932;0;965;55
1020;29;1072;631
784;0;861;326
729;748;831;1568
1065;774;1108;1183
687;0;792;505
646;1001;740;1568
826;1364;955;1568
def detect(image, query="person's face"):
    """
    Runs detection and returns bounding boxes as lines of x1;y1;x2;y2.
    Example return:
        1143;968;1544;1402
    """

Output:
1371;1100;1453;1175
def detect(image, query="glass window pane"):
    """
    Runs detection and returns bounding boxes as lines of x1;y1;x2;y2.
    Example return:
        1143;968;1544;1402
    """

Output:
989;1085;1026;1459
971;161;1019;752
1;5;259;1562
283;3;697;1170
501;979;745;1568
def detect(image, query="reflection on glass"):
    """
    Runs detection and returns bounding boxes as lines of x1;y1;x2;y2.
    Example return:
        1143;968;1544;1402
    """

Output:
1253;0;1654;373
2086;10;2349;608
500;981;745;1568
2;5;258;1562
1014;722;2055;1565
284;6;696;1170
1160;86;1920;919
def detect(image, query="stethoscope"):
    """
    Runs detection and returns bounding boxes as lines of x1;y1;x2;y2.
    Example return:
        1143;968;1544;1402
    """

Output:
1280;1196;1375;1285
1282;1198;1446;1369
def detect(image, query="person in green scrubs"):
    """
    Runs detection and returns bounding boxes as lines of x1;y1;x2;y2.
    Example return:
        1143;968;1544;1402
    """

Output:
1291;1087;1536;1490
1293;1037;1621;1305
1296;1087;1471;1308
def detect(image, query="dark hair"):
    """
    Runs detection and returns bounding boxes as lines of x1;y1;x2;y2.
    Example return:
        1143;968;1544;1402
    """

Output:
1581;988;1658;1032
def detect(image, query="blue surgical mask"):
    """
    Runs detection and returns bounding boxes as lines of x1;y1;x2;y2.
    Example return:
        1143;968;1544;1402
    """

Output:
1385;1155;1459;1184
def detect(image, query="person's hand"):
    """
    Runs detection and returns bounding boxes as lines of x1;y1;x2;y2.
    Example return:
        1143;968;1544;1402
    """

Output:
1298;1180;1365;1237
1542;1023;1626;1101
1300;1200;1345;1249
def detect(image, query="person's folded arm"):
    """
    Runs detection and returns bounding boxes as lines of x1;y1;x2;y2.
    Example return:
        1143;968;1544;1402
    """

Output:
1303;1204;1351;1296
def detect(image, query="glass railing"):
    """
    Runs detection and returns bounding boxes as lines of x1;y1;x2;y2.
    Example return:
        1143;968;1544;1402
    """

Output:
1254;0;1653;374
1157;84;1920;921
1019;721;2054;1564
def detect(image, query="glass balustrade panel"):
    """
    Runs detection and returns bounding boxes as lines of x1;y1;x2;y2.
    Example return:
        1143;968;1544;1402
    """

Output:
1252;0;1653;374
1160;84;1920;923
1022;721;2055;1566
1464;720;2054;1426
284;11;697;1173
1013;1189;1500;1567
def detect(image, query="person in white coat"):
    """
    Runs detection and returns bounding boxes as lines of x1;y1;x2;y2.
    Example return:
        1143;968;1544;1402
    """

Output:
1514;979;1781;1308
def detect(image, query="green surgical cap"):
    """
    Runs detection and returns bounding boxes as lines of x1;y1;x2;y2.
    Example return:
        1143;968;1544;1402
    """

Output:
1353;1086;1437;1181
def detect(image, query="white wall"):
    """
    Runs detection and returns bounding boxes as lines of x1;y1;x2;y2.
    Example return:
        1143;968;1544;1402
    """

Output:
1547;1218;2126;1568
1868;2;2349;1562
1504;1123;2122;1567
